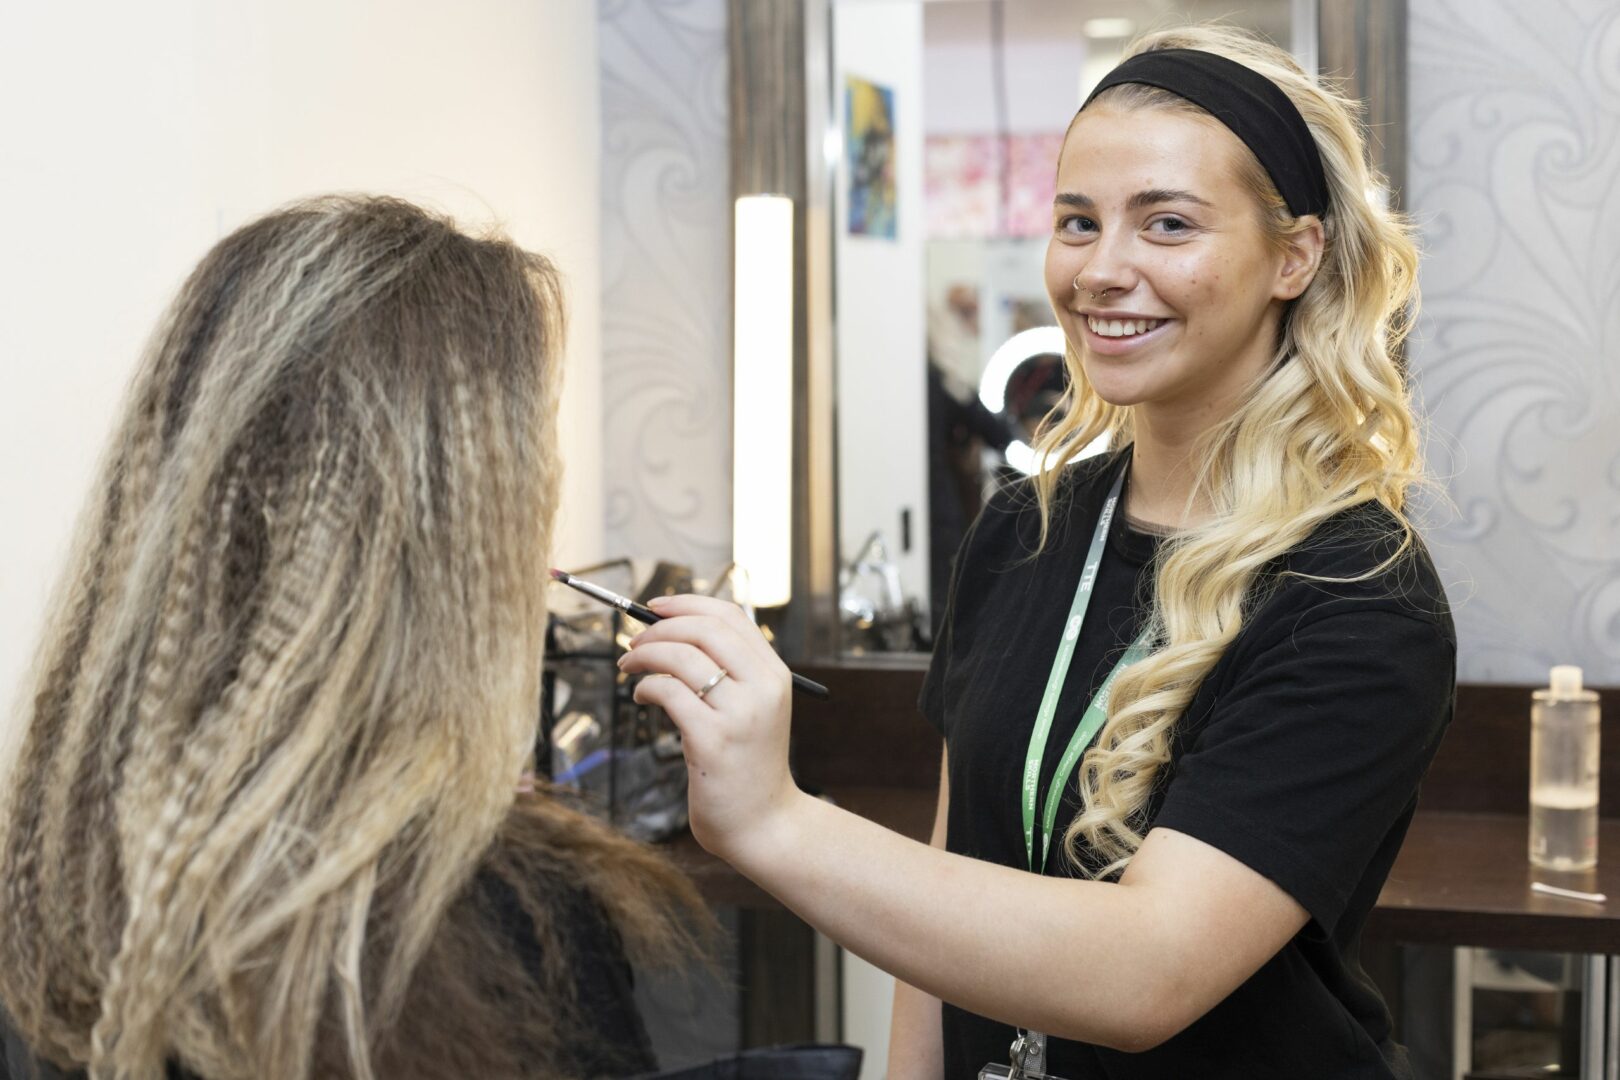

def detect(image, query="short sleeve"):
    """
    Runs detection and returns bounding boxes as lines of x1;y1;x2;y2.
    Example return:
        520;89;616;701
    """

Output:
1152;608;1455;937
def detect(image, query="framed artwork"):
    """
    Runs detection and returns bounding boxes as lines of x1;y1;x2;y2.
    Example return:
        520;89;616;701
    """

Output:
845;75;898;238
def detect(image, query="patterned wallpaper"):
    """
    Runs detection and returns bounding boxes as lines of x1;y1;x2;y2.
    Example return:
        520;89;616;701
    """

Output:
599;0;733;575
1408;0;1620;684
598;4;740;1059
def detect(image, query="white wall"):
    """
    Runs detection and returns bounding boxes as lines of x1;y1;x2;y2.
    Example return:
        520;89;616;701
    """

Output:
835;0;930;628
0;0;602;747
924;39;1089;135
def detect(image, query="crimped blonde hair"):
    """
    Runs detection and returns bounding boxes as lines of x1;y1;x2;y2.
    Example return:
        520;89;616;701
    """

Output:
0;196;705;1079
1026;26;1426;877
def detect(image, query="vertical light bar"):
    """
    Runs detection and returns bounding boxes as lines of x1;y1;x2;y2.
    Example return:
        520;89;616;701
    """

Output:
733;194;795;607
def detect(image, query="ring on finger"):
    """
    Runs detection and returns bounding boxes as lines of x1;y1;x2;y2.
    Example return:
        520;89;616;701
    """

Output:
694;668;730;700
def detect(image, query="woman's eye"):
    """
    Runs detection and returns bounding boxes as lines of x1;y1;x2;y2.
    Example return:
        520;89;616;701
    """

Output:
1057;215;1097;236
1151;216;1191;235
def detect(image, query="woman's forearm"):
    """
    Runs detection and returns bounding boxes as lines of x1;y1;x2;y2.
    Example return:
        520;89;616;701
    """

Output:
618;598;1168;1048
730;791;1163;1050
887;978;944;1078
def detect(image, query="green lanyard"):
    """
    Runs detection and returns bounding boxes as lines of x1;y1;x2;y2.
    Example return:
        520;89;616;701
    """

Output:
1022;466;1153;874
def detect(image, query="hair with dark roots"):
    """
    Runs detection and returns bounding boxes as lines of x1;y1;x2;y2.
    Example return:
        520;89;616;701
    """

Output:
0;195;709;1079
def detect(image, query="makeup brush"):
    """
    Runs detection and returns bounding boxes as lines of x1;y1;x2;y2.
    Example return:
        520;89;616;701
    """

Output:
550;569;831;700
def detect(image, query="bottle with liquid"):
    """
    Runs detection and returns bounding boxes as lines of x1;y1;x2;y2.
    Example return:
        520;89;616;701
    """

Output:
1529;665;1601;871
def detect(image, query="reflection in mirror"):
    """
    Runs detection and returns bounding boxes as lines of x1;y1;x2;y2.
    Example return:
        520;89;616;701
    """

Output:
830;0;1295;653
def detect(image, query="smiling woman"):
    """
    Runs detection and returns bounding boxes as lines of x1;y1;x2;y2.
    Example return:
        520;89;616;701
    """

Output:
1042;104;1325;516
623;20;1453;1080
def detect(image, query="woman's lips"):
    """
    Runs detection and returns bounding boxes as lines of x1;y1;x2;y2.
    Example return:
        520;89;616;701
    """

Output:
1080;314;1174;356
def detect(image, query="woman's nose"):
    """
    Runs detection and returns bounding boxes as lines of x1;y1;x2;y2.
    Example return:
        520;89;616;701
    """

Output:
1073;231;1137;299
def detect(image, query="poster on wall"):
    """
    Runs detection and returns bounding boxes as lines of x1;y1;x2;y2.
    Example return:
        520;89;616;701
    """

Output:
845;75;897;239
924;133;1064;239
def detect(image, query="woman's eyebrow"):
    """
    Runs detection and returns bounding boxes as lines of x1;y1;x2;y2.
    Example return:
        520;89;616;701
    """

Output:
1054;188;1215;210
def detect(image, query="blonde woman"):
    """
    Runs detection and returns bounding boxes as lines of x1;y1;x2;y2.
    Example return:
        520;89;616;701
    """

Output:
622;24;1452;1079
0;197;706;1080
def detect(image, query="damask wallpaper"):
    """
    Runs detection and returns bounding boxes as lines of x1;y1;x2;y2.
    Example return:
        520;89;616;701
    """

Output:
1408;0;1620;684
599;0;734;577
598;3;738;1054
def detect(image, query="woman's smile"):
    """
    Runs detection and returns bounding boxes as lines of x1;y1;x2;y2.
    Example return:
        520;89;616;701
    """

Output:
1080;313;1177;356
1045;103;1296;413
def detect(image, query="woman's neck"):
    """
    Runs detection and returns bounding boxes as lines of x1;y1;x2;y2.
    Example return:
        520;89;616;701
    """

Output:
1125;415;1212;532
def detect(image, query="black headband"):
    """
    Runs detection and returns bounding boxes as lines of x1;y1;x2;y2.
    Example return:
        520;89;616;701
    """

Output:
1082;48;1330;218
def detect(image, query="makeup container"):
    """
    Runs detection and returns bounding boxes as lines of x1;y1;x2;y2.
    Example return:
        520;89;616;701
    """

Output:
1529;665;1601;872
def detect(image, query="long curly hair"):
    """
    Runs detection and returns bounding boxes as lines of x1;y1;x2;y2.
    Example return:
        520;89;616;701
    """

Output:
0;196;707;1079
1024;26;1427;878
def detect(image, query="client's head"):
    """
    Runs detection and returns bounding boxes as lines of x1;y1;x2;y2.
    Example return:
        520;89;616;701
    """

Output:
0;196;700;1079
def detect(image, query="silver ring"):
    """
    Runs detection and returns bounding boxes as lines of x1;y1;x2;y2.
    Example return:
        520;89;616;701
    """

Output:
695;668;729;700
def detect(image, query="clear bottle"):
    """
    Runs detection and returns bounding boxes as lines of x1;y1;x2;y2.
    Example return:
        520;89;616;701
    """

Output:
1529;665;1601;871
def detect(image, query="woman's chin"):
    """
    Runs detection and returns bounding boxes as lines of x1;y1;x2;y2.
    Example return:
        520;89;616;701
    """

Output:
1080;370;1157;409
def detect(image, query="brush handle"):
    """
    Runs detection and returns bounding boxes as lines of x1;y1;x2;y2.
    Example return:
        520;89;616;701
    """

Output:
557;572;831;700
633;604;829;699
790;672;831;700
626;600;829;699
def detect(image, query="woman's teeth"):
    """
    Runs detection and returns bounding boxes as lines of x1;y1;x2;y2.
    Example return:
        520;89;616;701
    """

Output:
1086;316;1165;338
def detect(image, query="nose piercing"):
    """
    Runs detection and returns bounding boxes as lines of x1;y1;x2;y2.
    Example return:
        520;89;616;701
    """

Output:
1073;276;1116;301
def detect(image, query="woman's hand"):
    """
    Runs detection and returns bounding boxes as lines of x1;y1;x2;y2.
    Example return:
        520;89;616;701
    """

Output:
617;594;804;867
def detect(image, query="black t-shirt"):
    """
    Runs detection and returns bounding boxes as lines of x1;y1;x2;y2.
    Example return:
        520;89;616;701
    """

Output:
921;448;1455;1079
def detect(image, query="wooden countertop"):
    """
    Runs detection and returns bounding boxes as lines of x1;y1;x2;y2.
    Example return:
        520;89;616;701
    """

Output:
1368;811;1620;953
666;797;1620;954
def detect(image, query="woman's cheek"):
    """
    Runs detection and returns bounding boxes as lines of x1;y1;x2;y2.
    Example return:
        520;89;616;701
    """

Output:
1044;240;1079;302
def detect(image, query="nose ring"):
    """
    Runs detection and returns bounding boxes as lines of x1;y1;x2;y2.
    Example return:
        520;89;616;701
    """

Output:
1073;276;1115;302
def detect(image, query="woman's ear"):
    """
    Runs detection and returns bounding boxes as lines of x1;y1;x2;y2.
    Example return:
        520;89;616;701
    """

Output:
1274;216;1325;301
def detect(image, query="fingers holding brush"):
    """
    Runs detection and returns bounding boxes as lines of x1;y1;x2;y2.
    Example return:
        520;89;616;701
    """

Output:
549;571;828;698
617;596;801;862
618;639;735;710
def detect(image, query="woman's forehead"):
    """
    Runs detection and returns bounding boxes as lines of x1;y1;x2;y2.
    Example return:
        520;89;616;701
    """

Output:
1057;105;1249;204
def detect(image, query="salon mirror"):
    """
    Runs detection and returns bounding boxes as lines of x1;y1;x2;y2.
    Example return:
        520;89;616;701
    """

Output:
824;0;1301;655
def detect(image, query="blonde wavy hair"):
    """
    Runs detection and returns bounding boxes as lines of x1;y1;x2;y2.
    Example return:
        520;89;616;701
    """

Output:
0;196;706;1079
1026;26;1426;877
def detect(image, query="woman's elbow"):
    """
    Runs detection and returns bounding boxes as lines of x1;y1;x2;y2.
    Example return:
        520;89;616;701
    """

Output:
1100;1013;1180;1055
1114;1016;1182;1054
1046;993;1176;1054
1054;974;1197;1054
1117;978;1220;1053
1050;1017;1166;1055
